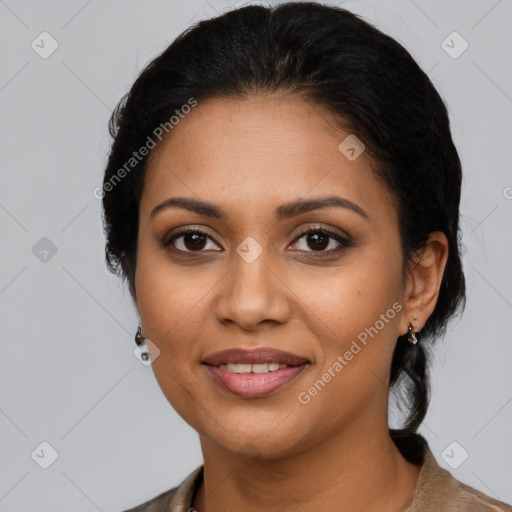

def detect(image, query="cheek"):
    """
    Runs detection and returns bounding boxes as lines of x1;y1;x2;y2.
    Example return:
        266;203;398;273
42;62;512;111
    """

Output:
136;268;210;358
135;231;207;330
293;251;403;399
135;255;212;429
134;243;201;365
291;249;403;343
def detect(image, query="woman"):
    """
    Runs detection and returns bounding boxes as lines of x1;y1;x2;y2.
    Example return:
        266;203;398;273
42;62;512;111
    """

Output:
101;2;512;511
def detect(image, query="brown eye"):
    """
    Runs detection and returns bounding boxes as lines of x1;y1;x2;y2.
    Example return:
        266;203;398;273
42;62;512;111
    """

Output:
180;232;208;251
290;228;352;254
304;232;330;251
162;229;222;253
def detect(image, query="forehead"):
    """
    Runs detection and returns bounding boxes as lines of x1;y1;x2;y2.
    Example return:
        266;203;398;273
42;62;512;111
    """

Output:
141;94;396;223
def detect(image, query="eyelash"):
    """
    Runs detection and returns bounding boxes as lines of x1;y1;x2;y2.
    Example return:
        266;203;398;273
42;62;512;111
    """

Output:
160;226;352;257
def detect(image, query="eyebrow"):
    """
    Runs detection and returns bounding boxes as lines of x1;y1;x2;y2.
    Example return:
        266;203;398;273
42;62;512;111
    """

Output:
149;195;369;221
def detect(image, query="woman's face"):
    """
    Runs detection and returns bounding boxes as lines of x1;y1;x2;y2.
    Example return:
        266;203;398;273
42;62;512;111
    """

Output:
135;94;412;459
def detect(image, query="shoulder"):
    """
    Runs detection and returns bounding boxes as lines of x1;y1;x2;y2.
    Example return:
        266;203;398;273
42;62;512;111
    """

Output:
121;485;179;512
409;448;512;511
120;465;203;512
449;477;512;512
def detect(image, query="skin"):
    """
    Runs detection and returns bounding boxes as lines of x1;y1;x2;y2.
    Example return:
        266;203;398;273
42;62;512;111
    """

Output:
134;94;449;512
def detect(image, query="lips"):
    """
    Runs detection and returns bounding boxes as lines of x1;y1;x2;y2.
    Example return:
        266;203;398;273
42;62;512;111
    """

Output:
202;347;310;398
205;364;308;398
201;347;310;366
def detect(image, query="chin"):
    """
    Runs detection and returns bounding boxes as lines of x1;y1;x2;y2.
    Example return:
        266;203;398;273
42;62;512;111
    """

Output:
199;413;312;458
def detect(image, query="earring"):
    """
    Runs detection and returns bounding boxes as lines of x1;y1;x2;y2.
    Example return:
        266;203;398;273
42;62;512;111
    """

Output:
135;326;150;361
407;316;419;345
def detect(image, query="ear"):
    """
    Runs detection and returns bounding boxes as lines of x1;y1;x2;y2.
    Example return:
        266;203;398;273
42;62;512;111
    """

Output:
399;231;449;336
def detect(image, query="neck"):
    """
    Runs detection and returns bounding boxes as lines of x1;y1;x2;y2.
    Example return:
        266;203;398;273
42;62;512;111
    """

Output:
193;412;422;512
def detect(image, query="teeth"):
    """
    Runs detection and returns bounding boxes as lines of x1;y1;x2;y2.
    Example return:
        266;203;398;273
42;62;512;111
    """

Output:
220;363;288;373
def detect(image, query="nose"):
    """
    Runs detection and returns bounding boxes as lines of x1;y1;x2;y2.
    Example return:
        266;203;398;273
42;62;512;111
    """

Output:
213;249;292;331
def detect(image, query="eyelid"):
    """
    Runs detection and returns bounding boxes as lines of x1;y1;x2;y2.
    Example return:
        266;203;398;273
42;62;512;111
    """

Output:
292;224;351;243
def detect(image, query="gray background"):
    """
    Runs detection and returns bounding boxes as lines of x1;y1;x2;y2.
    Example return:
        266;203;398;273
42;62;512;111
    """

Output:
1;0;511;510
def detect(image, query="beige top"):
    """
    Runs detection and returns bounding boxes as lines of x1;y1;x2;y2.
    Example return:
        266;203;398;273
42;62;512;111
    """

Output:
123;446;512;511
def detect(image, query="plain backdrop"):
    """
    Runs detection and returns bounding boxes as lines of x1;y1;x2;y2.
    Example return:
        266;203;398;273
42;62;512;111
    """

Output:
1;0;511;510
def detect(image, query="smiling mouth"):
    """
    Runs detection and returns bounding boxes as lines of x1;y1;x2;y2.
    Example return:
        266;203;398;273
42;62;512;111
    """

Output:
201;346;311;398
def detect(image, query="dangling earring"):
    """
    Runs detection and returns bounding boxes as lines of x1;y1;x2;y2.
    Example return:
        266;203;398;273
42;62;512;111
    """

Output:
407;315;419;345
135;326;150;361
